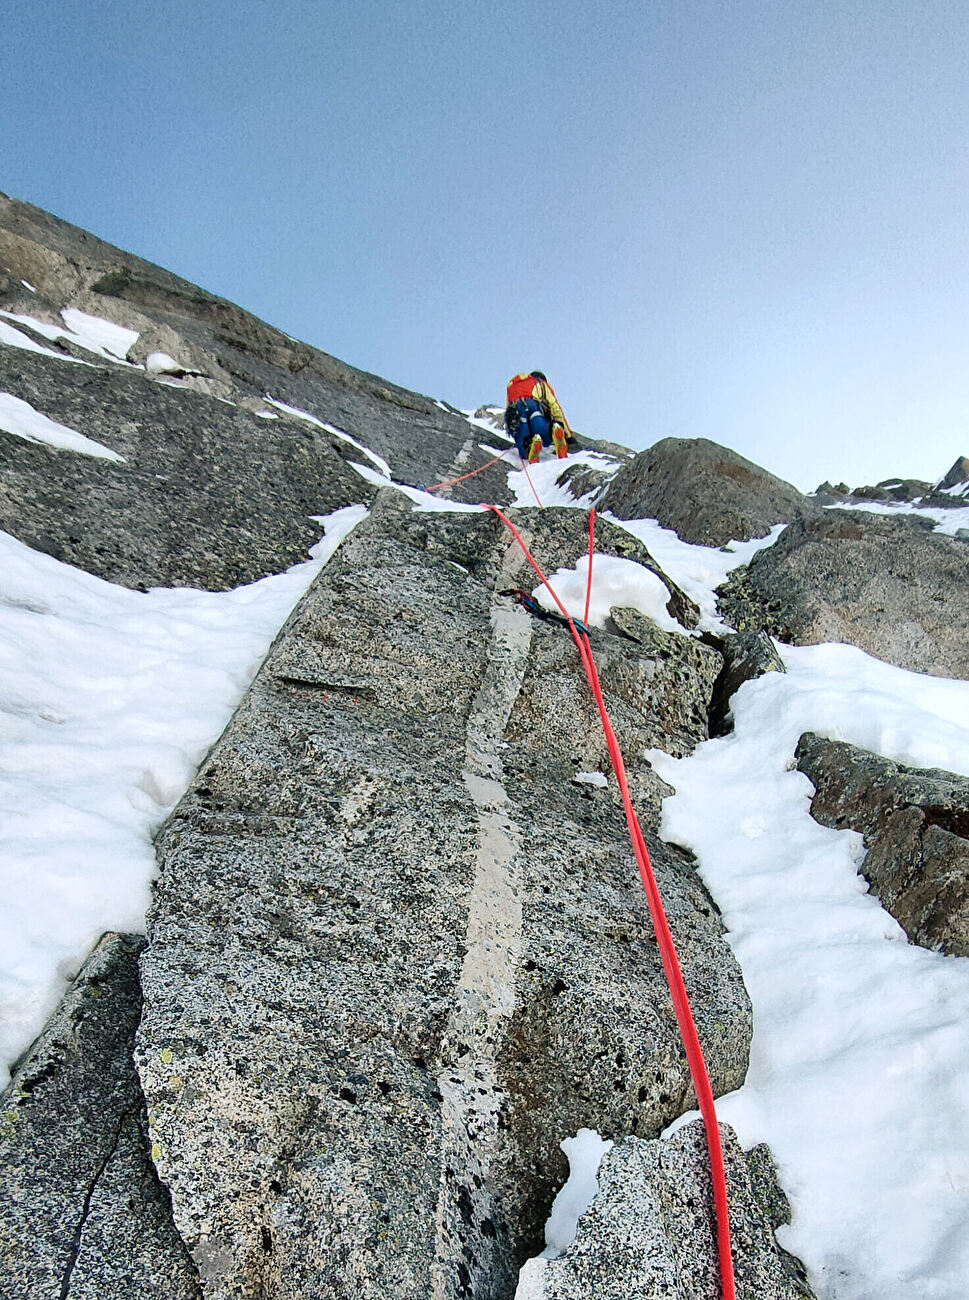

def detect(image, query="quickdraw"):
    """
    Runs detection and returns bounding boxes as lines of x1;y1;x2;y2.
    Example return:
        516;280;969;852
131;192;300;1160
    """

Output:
499;587;591;637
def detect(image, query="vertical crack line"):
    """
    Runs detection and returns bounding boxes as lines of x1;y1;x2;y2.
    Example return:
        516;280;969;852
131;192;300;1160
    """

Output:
59;1106;136;1300
431;540;532;1296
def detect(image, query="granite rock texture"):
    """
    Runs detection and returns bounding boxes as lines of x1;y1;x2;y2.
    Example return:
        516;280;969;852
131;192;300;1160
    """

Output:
796;732;969;955
718;510;969;679
135;494;752;1299
0;933;199;1300
708;630;786;737
518;1120;813;1299
0;191;515;589
599;437;819;546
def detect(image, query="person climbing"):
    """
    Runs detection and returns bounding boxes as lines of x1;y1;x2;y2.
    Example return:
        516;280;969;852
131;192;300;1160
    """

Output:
504;371;573;463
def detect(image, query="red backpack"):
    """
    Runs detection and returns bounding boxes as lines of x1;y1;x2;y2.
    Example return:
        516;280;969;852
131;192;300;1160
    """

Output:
506;372;543;406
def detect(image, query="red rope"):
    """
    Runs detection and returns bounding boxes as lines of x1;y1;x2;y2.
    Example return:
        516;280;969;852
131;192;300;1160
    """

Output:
583;507;595;630
427;446;517;493
483;502;736;1300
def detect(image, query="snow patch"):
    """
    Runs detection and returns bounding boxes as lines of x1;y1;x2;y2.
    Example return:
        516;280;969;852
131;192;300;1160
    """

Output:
0;318;93;365
145;351;186;376
60;308;139;360
0;392;125;461
533;553;688;635
541;1129;614;1257
605;513;786;631
0;307;138;364
573;770;608;787
349;461;483;512
650;641;969;1299
506;450;618;508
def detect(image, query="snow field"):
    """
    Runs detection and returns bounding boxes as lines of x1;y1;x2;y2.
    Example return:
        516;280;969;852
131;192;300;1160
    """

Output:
0;506;367;1080
652;644;969;1299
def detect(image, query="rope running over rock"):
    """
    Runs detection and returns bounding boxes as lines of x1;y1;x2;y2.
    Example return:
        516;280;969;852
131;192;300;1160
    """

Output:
482;502;736;1300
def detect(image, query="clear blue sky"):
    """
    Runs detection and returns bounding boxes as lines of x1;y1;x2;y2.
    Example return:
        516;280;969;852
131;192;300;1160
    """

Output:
3;0;969;491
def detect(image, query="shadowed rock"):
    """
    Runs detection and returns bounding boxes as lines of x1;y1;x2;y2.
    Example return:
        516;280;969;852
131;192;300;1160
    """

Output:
136;493;752;1299
0;933;200;1300
718;510;969;680
599;437;819;547
796;733;969;956
517;1120;813;1299
937;456;969;492
708;630;786;737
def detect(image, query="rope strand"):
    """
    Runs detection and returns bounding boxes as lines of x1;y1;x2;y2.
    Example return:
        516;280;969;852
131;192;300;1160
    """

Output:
483;502;736;1300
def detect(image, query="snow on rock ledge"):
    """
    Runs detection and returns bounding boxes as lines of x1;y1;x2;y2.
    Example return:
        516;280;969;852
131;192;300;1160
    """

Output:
520;1120;813;1299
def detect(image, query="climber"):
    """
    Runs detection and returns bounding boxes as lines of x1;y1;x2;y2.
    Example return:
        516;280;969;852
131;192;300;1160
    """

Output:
504;371;573;464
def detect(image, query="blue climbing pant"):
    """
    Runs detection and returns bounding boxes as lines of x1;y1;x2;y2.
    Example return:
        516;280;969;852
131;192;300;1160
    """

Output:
510;398;551;459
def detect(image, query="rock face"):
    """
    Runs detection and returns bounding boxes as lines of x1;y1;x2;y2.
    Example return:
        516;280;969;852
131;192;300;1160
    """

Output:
135;493;750;1298
520;1121;812;1299
0;192;515;589
0;933;200;1300
718;510;969;679
795;733;969;955
599;437;819;547
708;630;786;737
939;455;969;492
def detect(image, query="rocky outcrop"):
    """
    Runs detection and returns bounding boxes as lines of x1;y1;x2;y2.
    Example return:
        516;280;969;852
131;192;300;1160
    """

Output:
939;455;969;492
0;933;199;1300
518;1121;812;1299
795;733;969;955
0;192;514;589
707;630;786;737
599;437;819;547
815;456;969;507
718;510;969;680
135;493;751;1298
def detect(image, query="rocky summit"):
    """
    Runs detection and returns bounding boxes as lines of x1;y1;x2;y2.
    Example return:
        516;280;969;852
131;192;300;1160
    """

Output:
2;195;968;1299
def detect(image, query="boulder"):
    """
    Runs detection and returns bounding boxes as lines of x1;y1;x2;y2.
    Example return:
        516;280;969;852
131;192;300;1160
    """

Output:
796;733;969;955
0;933;199;1299
518;1120;813;1299
718;510;969;680
599;437;819;546
136;494;753;1299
